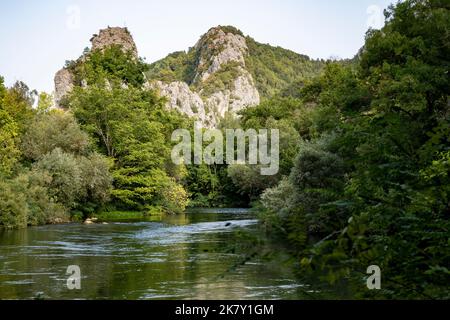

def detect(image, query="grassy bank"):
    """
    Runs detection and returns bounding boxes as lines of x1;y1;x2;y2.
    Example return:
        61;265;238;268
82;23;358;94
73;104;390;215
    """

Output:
93;210;164;222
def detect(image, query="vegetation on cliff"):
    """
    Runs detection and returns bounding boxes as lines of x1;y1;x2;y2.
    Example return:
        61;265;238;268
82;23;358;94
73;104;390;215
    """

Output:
145;25;326;100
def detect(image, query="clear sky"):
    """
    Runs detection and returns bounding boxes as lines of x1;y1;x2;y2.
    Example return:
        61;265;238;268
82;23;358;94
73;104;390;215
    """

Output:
0;0;393;93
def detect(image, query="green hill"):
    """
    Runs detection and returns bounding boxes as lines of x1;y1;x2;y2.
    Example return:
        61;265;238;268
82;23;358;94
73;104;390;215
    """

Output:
145;26;325;100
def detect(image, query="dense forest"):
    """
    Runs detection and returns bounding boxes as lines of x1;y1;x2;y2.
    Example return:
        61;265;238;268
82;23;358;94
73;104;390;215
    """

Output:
0;0;448;299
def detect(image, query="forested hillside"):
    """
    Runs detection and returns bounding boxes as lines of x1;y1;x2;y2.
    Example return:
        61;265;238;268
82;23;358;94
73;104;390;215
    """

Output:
0;0;448;300
146;26;325;100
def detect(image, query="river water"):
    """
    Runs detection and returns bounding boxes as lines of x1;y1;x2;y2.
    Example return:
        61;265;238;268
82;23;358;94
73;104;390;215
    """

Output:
0;208;307;299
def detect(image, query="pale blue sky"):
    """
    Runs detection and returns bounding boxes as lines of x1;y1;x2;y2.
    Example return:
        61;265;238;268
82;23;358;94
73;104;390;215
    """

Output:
0;0;393;93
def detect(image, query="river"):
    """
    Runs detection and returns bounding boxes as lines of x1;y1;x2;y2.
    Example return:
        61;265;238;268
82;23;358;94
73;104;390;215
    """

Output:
0;208;308;299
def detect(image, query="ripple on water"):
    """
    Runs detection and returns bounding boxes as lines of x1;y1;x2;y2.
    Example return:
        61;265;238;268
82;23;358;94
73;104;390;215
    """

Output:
134;219;257;245
0;209;306;300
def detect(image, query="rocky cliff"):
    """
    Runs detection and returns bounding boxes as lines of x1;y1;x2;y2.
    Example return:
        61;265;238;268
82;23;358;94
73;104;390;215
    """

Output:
148;26;260;127
90;27;138;58
54;68;74;106
54;26;137;107
146;25;324;127
54;25;323;126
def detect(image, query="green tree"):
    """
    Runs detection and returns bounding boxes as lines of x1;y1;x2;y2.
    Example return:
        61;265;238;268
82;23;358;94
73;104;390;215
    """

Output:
32;148;112;215
33;148;83;208
0;109;21;175
258;0;449;299
68;45;149;88
1;81;35;131
21;110;90;161
68;59;189;212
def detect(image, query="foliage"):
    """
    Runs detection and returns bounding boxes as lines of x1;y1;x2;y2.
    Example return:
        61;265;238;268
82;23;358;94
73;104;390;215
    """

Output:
0;78;35;176
197;61;241;96
289;136;347;239
21;110;90;161
0;177;29;228
146;50;198;84
78;153;112;206
258;0;450;299
68;73;189;213
68;45;149;88
185;163;246;208
0;171;68;229
0;81;35;131
224;97;303;200
0;109;21;175
33;148;83;208
260;177;295;215
156;178;189;214
36;92;54;114
31;147;112;216
245;37;325;99
228;164;280;200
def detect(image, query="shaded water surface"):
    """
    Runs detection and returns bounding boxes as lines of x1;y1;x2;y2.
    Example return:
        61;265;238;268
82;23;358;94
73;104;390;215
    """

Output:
0;208;306;299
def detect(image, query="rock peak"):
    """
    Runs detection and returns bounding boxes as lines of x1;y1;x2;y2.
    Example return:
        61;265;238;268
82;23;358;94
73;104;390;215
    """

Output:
150;25;259;127
204;25;244;38
194;26;248;83
54;26;138;107
90;26;138;58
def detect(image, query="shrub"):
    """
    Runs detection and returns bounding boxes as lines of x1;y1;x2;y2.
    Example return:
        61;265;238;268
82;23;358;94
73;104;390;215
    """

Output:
21;111;90;161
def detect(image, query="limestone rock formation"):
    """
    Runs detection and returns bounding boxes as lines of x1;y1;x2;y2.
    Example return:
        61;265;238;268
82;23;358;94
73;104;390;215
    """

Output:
148;81;208;123
149;26;260;127
54;68;74;106
194;27;248;82
54;26;138;107
90;27;138;58
54;25;261;127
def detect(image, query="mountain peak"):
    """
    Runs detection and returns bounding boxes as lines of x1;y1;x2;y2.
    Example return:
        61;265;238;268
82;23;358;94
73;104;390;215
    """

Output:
193;25;248;83
205;25;244;37
54;25;324;127
146;25;325;127
90;26;138;58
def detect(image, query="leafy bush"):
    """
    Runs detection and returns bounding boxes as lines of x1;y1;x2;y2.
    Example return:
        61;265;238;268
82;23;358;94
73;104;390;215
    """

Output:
0;177;28;228
32;148;83;208
69;45;149;88
0;172;68;229
21;111;90;161
257;0;450;298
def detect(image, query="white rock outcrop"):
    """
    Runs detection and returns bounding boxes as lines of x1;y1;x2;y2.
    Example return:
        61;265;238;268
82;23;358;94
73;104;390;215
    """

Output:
54;27;138;107
149;81;208;123
54;68;74;106
194;27;248;82
153;26;260;127
90;27;138;58
54;25;261;127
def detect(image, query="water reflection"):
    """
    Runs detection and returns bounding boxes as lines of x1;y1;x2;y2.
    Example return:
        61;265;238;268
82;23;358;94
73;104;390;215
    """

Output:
0;209;304;299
